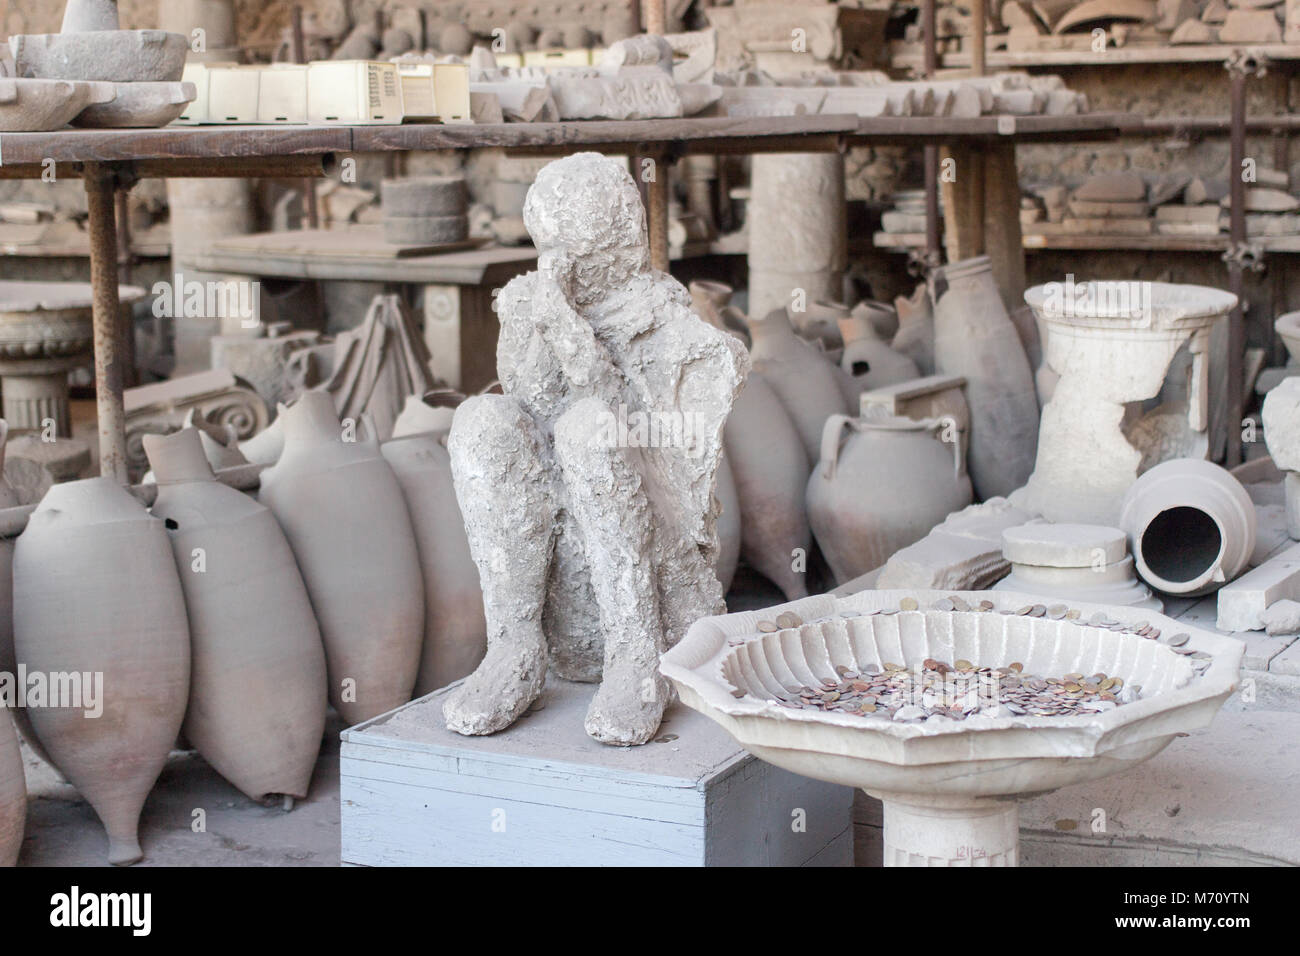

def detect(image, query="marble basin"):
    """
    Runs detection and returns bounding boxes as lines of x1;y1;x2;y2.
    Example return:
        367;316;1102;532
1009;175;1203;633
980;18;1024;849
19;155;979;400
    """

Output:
10;30;188;83
661;588;1242;866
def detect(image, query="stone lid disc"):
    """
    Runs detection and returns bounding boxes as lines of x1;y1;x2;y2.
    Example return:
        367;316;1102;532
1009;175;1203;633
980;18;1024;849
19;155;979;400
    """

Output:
1002;522;1128;568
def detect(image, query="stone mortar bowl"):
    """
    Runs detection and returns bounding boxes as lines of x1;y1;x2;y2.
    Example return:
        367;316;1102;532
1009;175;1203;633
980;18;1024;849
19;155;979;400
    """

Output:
10;31;188;83
0;77;115;132
661;588;1242;865
74;80;196;128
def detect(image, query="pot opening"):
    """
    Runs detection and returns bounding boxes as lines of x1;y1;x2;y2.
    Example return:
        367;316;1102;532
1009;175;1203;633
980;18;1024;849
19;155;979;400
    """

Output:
1139;506;1222;585
851;360;871;377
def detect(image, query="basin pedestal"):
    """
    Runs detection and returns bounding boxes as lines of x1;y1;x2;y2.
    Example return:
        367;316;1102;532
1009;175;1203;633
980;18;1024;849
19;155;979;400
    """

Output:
871;791;1019;866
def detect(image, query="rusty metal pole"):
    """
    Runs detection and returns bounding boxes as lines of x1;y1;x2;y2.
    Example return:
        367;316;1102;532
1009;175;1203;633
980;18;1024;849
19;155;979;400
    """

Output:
923;0;941;263
292;6;320;230
1225;61;1248;466
645;0;666;35
114;188;138;388
643;0;670;271
84;162;129;483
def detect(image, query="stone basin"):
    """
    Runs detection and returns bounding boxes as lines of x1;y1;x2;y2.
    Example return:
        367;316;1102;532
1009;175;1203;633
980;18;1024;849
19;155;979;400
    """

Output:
73;80;197;128
660;588;1242;866
0;77;115;132
10;30;188;83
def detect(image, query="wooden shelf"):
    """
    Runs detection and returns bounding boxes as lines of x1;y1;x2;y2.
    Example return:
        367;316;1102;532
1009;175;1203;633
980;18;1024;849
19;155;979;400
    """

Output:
0;113;1143;173
891;42;1300;72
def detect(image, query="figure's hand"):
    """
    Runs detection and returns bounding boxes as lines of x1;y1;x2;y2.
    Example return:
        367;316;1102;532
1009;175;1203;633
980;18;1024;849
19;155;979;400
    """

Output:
534;252;620;393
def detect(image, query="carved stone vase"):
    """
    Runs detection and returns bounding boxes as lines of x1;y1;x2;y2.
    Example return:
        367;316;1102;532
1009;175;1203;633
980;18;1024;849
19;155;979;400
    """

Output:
806;409;972;584
258;391;424;725
1022;280;1235;525
144;427;327;802
14;477;190;865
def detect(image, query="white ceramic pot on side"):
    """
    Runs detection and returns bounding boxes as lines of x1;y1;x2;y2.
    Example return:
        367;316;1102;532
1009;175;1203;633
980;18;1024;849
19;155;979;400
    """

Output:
14;477;191;866
259;391;424;724
806;410;972;585
144;428;328;802
723;370;811;601
380;431;487;697
1119;458;1256;597
0;707;23;865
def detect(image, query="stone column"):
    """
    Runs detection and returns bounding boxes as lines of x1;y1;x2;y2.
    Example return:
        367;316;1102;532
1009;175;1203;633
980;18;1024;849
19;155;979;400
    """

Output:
165;178;258;375
747;152;846;321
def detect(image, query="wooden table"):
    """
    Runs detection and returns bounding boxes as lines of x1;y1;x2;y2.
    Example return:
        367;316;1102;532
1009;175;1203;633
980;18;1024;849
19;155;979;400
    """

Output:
0;112;1137;481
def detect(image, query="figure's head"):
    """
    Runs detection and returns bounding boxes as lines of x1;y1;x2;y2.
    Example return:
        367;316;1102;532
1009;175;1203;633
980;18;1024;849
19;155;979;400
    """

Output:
523;153;649;271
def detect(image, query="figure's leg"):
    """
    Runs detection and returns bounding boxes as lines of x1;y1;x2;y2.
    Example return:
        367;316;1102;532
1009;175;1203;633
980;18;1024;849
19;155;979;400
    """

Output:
544;511;605;682
443;395;559;736
553;397;670;745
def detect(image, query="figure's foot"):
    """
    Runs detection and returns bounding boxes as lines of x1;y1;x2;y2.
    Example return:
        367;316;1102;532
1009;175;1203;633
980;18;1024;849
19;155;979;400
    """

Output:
444;634;547;736
585;669;670;746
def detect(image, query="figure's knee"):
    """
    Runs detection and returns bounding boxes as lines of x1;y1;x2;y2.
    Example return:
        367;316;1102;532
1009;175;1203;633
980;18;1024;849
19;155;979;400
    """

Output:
554;397;624;477
448;394;548;483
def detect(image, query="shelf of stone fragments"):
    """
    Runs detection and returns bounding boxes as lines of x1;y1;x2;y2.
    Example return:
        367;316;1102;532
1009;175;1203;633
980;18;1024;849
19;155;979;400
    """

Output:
872;231;1300;253
890;42;1300;72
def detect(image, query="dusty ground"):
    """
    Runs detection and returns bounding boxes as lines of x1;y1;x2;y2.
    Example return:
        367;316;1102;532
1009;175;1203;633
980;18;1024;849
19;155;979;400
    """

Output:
15;716;344;867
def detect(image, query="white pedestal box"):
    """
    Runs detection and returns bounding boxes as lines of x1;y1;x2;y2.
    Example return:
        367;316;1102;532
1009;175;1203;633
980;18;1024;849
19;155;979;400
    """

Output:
340;677;854;866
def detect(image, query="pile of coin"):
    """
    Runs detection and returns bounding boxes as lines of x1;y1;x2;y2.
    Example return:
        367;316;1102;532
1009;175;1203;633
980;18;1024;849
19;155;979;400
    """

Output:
764;658;1137;722
733;595;1216;722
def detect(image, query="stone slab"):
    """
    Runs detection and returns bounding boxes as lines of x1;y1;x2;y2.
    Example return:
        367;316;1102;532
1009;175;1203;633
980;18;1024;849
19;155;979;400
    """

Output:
340;678;855;866
1217;541;1300;632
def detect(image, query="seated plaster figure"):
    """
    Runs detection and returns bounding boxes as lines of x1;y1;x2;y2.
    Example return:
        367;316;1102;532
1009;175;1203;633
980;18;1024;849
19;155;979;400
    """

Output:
443;152;748;745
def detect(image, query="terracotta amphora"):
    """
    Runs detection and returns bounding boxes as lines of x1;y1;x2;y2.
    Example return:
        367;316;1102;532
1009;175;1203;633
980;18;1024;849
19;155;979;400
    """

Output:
930;256;1039;500
380;428;488;697
0;706;23;865
722;370;811;601
258;391;424;724
748;308;851;466
14;476;191;865
0;421;47;764
806;409;973;584
715;453;741;593
144;427;327;801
